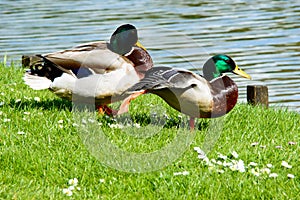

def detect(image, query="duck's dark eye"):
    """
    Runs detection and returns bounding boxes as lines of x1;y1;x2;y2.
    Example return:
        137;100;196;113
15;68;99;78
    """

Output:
225;59;231;63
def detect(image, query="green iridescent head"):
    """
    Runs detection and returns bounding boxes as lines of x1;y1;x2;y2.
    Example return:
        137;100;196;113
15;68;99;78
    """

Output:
203;54;251;81
109;24;145;55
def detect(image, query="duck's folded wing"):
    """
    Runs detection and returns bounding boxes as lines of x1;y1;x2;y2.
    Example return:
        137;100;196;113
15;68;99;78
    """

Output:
44;42;132;74
127;66;207;92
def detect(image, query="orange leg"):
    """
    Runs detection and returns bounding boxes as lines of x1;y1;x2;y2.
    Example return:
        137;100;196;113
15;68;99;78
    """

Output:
189;117;195;131
117;90;147;115
97;105;118;116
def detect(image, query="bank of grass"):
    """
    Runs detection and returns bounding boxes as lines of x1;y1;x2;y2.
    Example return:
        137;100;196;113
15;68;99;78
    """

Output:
0;61;299;199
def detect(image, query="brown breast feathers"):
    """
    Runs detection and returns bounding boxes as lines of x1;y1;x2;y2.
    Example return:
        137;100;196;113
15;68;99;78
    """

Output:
209;75;238;118
125;47;153;79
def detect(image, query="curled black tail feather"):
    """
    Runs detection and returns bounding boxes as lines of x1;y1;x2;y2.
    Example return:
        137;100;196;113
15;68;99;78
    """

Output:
36;55;64;81
22;54;64;81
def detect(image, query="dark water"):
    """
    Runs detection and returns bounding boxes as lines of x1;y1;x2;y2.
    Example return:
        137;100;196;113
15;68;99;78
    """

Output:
1;0;300;112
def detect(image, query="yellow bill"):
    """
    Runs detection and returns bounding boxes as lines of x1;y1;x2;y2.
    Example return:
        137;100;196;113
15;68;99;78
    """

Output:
233;65;252;79
135;41;147;51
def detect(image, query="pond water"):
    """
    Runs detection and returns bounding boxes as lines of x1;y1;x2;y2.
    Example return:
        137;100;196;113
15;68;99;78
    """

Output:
1;0;300;112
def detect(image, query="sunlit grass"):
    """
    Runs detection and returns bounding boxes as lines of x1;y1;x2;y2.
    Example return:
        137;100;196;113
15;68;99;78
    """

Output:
0;60;299;199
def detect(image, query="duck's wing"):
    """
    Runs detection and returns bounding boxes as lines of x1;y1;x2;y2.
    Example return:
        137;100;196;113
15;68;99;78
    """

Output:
44;41;133;74
118;66;209;115
127;66;207;92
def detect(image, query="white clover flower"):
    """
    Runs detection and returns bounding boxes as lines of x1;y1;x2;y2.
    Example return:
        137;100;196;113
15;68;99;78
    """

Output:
34;97;41;102
216;169;225;174
88;118;96;123
3;118;11;122
287;174;295;179
68;178;78;186
17;131;25;135
251;142;259;146
68;186;75;191
109;124;124;129
223;161;232;167
24;112;30;115
174;171;189;176
230;160;245;172
201;157;212;166
281;161;292;169
216;161;223;166
163;114;170;119
58;120;64;124
217;153;227;160
275;145;282;149
72;123;79;127
231;151;239;159
193;146;200;152
260;168;271;174
62;188;73;196
76;187;81;191
248;162;258;167
266;164;273;168
195;147;206;159
288;141;296;145
236;160;246;172
231;159;238;163
211;159;217;164
182;171;189;176
207;162;215;168
260;145;266;149
208;166;215;171
229;165;238;171
134;123;141;128
269;173;278;178
250;168;260;177
99;179;105;183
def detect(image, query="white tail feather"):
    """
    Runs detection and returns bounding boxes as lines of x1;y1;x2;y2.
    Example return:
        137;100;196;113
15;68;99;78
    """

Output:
23;73;52;90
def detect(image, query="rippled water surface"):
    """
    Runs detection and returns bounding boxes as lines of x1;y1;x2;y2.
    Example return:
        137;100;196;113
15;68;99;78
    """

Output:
1;0;299;111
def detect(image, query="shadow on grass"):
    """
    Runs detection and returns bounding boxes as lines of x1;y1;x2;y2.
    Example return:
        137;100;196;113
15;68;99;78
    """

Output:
8;97;211;131
8;98;72;111
115;113;210;131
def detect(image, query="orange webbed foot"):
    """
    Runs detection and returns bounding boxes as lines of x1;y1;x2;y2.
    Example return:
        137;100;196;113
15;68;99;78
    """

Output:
97;105;118;116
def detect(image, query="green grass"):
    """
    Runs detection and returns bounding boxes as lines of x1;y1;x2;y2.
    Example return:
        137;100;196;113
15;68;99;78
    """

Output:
0;60;299;199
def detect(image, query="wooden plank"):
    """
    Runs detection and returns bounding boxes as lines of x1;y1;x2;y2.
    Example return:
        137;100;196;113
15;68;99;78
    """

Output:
247;85;268;108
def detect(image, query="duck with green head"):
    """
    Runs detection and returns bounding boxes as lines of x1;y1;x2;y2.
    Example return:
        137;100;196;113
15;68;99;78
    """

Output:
23;24;153;114
118;54;251;129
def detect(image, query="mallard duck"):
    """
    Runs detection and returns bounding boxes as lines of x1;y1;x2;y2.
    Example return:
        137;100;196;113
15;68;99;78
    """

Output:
22;24;153;114
118;54;251;129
